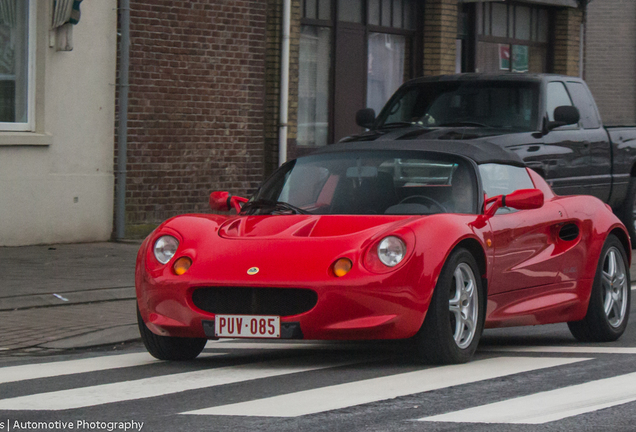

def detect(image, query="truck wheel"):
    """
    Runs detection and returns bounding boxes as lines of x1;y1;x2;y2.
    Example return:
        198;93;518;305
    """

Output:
414;248;485;364
137;306;207;360
619;177;636;245
568;234;630;342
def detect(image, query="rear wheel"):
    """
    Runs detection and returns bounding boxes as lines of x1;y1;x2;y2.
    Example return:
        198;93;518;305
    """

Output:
137;306;207;360
414;248;485;364
568;234;630;342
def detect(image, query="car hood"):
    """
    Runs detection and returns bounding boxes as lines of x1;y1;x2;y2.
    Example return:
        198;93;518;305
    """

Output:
341;125;515;142
218;214;415;239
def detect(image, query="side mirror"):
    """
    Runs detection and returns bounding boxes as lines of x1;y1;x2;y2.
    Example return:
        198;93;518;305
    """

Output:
209;191;248;212
356;108;376;129
485;189;544;216
547;106;580;131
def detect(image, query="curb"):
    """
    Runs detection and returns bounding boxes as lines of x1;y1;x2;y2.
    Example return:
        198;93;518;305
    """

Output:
38;324;140;350
0;287;136;311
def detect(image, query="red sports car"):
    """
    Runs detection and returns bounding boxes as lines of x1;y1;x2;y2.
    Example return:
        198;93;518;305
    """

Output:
136;140;631;364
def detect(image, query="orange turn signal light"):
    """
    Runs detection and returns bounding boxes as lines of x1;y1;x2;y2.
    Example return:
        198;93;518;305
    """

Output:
333;258;353;277
173;257;192;275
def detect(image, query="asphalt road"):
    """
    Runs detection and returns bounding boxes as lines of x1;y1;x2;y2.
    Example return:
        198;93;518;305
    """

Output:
1;298;636;432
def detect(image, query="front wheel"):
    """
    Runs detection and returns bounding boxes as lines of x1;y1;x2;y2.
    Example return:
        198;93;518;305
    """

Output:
414;248;485;364
568;234;630;342
137;306;207;360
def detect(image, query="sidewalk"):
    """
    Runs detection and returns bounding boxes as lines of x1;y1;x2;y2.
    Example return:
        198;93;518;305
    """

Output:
0;242;142;354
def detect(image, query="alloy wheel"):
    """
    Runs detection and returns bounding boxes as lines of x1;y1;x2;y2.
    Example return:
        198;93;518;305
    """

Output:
601;246;628;328
449;263;479;349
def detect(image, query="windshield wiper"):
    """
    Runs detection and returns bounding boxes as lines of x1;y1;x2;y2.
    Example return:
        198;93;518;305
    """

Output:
240;199;310;215
437;121;490;128
378;122;424;130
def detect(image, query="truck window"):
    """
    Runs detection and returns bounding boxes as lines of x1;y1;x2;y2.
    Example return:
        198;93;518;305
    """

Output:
378;81;540;132
546;82;573;122
565;82;601;129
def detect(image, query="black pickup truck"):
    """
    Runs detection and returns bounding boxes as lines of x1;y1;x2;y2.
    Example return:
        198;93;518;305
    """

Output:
347;73;636;242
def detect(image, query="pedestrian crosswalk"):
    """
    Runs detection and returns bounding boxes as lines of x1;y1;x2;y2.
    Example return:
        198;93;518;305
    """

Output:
0;341;635;426
0;356;356;410
183;356;587;417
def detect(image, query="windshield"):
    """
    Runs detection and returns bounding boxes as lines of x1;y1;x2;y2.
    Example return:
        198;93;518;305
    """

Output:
377;81;540;131
250;151;478;215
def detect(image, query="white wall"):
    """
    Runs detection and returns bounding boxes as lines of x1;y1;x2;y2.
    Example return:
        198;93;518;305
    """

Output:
0;0;117;246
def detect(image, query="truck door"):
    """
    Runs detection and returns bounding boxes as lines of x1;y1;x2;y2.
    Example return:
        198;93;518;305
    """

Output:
564;80;611;201
541;81;590;196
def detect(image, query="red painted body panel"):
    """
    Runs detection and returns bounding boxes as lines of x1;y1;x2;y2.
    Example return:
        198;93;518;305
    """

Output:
135;168;630;341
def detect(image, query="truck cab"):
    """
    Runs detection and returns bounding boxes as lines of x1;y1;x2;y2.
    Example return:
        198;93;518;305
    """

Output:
347;73;636;241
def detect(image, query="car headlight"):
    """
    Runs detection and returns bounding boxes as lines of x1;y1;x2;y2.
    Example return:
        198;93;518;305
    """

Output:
377;236;406;267
154;235;179;264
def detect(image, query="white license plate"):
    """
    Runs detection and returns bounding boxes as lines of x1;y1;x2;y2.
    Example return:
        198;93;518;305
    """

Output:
214;314;280;338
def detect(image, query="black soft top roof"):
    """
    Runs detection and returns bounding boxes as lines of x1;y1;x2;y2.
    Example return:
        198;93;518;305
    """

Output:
311;139;526;167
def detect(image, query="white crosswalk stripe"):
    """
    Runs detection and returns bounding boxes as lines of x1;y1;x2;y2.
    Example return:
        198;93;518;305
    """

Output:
0;352;219;385
182;356;588;417
418;371;636;424
484;346;636;355
0;357;361;411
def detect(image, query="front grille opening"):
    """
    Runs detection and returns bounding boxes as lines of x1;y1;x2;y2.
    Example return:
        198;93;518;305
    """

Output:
192;287;318;317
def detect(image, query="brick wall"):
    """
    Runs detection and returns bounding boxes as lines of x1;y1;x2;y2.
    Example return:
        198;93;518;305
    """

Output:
423;0;458;76
553;7;581;77
120;0;267;233
585;0;636;126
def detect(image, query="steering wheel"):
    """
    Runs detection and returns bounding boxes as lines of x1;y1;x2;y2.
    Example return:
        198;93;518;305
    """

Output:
399;195;448;213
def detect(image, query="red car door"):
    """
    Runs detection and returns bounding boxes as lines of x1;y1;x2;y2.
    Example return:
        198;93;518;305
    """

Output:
480;163;566;296
487;200;566;295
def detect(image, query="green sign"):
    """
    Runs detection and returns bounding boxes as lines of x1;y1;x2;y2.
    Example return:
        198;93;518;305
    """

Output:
512;45;529;73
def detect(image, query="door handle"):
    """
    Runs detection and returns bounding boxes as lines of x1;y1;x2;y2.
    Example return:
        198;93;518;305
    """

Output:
582;142;591;154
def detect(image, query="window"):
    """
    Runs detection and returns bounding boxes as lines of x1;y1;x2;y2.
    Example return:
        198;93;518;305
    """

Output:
366;0;415;114
255;151;478;215
298;26;331;147
565;82;601;129
474;2;550;74
297;0;419;149
367;33;405;114
479;164;534;210
0;0;34;131
378;81;540;132
546;82;572;122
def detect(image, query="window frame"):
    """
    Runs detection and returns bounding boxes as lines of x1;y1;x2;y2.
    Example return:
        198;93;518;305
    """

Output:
0;0;36;132
296;0;419;154
471;1;553;74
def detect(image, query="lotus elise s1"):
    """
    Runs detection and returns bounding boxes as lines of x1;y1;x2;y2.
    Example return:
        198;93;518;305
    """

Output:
136;140;631;364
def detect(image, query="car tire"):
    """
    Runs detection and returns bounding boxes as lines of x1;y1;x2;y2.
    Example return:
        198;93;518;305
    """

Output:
414;248;485;364
137;306;207;361
619;177;636;246
568;234;631;342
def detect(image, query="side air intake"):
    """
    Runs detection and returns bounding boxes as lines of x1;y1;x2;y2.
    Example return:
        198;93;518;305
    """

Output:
558;223;579;241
